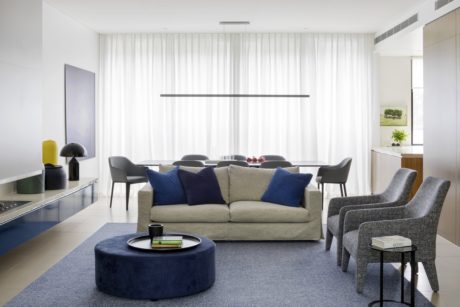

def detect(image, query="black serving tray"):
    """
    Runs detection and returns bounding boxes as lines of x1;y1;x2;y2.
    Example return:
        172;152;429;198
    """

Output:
127;233;201;252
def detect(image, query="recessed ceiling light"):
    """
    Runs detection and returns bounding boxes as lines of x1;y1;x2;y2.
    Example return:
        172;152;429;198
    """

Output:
219;21;250;25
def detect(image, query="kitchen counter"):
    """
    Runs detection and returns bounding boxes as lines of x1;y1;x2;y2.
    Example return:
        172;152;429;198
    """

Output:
372;146;423;158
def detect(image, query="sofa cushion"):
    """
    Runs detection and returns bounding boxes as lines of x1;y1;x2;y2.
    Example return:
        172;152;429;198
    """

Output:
261;168;313;207
228;165;299;202
151;204;230;223
178;167;226;205
160;165;230;204
229;201;310;223
146;167;187;205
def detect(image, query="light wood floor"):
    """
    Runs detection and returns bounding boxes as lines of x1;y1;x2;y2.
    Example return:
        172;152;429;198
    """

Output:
0;196;459;306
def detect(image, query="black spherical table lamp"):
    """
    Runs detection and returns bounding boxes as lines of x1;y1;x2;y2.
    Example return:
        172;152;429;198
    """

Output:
60;143;87;181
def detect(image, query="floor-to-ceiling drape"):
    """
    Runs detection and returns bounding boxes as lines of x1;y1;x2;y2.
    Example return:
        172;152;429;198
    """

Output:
99;33;374;196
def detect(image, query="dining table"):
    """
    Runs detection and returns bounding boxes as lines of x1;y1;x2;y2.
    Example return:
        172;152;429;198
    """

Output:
137;160;327;167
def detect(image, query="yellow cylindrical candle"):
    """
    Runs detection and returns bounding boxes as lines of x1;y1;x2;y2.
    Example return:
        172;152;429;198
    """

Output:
42;139;58;165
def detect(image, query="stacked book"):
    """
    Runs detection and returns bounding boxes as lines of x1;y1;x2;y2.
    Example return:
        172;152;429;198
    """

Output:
151;236;183;249
371;235;412;249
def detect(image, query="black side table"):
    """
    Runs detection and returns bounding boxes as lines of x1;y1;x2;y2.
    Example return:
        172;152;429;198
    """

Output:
369;245;417;307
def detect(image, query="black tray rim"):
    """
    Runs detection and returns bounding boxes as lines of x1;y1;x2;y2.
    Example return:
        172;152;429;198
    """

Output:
127;233;202;252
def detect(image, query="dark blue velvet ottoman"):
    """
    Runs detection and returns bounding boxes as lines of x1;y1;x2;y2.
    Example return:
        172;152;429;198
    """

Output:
94;233;215;300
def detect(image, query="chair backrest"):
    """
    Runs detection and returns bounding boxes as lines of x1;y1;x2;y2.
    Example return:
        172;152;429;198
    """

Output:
230;155;247;161
108;156;135;181
216;160;249;167
261;155;286;161
173;160;205;167
381;168;417;202
317;158;352;183
405;177;451;226
259;161;293;169
181;154;208;160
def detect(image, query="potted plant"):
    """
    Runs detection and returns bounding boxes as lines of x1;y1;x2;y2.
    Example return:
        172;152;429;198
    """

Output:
391;129;408;146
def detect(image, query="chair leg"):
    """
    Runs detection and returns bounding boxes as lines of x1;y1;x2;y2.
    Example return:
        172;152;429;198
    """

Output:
343;184;348;197
339;184;344;197
423;261;439;292
341;248;351;272
320;183;324;209
109;181;115;208
336;237;343;266
125;183;131;211
355;259;368;293
325;229;333;251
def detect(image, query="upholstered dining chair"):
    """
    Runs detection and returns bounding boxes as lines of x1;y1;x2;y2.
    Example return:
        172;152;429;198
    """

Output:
316;158;352;206
326;168;417;266
173;160;205;167
108;156;148;211
259;161;293;168
181;154;209;160
341;176;450;293
216;160;249;167
229;154;247;161
261;155;286;161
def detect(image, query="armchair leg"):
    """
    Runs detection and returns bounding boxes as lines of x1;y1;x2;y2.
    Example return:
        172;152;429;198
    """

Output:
336;239;343;266
423;261;439;292
109;181;115;208
355;259;368;293
341;248;351;272
343;184;347;196
339;184;344;197
325;229;333;251
125;183;131;211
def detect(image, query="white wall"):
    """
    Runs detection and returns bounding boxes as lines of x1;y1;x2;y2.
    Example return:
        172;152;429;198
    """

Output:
0;0;43;185
42;3;99;178
378;56;412;146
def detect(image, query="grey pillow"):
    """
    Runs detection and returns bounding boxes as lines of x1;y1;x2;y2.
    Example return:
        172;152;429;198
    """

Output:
228;165;299;202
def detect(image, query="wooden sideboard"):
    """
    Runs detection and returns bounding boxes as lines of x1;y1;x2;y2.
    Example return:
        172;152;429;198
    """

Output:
371;147;423;200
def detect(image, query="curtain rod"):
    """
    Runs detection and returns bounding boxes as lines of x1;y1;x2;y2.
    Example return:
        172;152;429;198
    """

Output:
160;94;310;98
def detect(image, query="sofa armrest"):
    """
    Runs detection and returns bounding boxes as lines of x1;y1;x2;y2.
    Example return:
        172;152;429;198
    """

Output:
304;184;322;221
137;183;154;231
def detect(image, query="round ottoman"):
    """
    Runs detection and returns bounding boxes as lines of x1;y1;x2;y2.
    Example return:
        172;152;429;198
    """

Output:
95;233;215;300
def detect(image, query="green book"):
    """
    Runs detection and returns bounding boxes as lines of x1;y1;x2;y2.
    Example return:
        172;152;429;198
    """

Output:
152;236;183;245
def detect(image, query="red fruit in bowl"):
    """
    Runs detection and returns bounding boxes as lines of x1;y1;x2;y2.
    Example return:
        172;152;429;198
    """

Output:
246;157;252;163
252;156;258;163
258;156;265;163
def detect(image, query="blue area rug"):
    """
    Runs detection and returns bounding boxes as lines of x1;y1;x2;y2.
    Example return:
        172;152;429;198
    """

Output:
6;223;433;307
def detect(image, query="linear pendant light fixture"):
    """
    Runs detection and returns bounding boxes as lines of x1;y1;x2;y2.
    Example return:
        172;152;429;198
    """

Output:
160;94;309;98
160;21;309;99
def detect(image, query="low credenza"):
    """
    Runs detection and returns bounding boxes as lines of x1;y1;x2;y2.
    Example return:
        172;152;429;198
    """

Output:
0;178;98;256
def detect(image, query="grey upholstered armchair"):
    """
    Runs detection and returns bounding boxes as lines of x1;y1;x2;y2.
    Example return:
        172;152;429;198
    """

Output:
341;176;450;293
173;160;205;167
316;158;352;207
108;156;148;210
326;168;417;266
259;161;293;168
260;155;286;161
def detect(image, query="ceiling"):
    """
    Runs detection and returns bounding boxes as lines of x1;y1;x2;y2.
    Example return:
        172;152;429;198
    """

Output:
45;0;427;33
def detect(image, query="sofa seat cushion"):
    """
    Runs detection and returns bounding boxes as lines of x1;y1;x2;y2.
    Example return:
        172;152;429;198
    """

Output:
151;204;230;223
229;201;310;223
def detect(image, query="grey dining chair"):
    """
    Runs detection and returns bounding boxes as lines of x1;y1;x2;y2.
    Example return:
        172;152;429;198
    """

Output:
259;161;293;168
261;155;286;161
326;168;417;266
173;160;205;167
108;156;148;211
230;155;247;161
341;176;450;293
316;158;352;207
181;154;209;160
216;160;249;167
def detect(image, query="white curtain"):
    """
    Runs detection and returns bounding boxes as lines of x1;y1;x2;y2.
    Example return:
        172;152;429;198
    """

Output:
99;33;374;196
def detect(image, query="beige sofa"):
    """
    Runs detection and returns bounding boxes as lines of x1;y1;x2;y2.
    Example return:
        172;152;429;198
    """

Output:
137;165;322;240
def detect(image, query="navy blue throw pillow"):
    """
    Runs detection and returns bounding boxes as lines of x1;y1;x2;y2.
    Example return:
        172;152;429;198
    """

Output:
261;168;313;207
178;167;225;205
146;167;187;205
